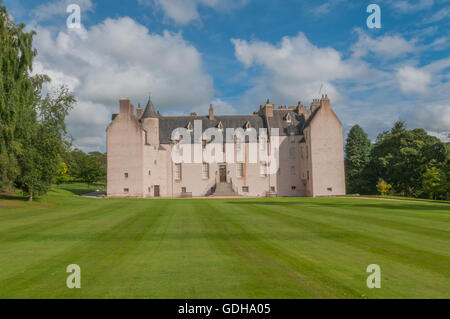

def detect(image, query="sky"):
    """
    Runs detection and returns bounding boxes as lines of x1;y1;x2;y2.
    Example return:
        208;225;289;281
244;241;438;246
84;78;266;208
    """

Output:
3;0;450;152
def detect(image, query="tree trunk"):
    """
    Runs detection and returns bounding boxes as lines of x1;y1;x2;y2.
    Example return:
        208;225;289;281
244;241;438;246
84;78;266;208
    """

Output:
28;192;33;202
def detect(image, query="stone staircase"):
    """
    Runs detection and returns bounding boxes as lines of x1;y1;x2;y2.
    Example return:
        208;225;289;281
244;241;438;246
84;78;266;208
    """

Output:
212;182;237;197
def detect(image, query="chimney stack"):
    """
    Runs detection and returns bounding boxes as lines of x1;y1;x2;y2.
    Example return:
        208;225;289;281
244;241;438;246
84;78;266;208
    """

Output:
136;104;143;119
209;104;214;120
263;99;274;117
320;94;330;108
119;98;130;115
311;98;321;111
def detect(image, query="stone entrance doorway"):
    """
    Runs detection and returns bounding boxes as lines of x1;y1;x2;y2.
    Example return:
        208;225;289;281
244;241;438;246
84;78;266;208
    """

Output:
219;165;227;183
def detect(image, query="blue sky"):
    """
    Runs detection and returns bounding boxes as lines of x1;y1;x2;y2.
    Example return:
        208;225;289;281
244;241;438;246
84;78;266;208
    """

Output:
3;0;450;151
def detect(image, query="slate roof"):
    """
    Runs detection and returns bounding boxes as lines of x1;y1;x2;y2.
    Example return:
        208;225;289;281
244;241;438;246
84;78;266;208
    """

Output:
142;95;159;118
157;115;266;144
137;95;322;144
267;110;305;136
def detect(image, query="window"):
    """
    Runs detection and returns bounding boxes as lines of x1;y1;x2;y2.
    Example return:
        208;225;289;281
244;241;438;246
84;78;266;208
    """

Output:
270;186;275;192
260;137;267;151
242;186;249;192
289;147;296;159
286;113;292;123
148;170;151;176
327;187;333;192
175;163;182;181
307;170;310;180
124;188;129;193
202;139;207;150
290;166;296;175
290;132;295;143
236;136;242;151
306;146;309;159
291;186;296;191
124;172;128;178
202;163;209;179
182;187;187;193
300;146;304;159
236;163;244;178
148;187;151;192
260;163;268;177
154;160;157;165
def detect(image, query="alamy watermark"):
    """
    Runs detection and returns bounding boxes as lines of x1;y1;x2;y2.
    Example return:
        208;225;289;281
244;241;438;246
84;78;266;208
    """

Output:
66;264;81;288
366;264;381;288
366;4;381;29
66;4;81;29
170;121;280;174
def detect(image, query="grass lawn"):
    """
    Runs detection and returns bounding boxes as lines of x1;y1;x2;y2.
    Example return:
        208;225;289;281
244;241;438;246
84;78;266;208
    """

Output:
0;187;449;299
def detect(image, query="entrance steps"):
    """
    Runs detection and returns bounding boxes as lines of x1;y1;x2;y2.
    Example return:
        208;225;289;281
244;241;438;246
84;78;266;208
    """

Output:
211;182;237;196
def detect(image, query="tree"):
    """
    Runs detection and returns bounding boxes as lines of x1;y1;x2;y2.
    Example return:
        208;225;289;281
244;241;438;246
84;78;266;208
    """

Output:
376;179;392;195
0;4;75;200
370;122;447;197
72;152;105;188
345;125;372;194
0;4;48;190
422;167;446;200
54;161;70;185
14;86;75;200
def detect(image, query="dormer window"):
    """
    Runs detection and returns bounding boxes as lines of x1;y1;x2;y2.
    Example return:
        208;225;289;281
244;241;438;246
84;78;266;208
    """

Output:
244;121;251;130
285;113;292;124
186;122;193;131
217;121;224;131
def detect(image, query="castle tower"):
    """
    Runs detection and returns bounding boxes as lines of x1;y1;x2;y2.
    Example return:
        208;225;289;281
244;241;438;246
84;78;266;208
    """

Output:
141;94;160;146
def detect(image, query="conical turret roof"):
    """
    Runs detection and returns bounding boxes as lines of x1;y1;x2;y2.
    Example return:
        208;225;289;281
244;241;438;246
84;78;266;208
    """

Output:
142;94;159;118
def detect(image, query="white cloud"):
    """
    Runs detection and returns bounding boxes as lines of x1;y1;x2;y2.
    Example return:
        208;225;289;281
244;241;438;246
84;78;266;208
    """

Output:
352;30;415;60
387;0;434;13
232;33;366;104
422;6;450;23
138;0;249;25
312;0;346;15
407;101;450;134
33;17;215;151
396;66;432;94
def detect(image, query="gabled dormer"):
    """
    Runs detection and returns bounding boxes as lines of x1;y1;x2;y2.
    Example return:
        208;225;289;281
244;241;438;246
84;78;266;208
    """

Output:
285;112;293;124
217;121;224;131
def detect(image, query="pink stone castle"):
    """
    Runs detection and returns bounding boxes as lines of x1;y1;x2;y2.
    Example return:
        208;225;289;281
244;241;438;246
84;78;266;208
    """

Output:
106;95;345;198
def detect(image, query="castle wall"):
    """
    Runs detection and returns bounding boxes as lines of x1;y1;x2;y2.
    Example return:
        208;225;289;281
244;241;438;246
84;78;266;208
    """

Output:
309;100;346;197
107;96;345;198
107;99;144;197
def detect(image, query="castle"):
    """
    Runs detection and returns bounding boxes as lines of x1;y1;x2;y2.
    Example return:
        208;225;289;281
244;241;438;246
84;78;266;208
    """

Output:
106;95;346;198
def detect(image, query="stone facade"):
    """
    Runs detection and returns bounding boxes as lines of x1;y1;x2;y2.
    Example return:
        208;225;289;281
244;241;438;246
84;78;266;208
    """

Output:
106;95;346;198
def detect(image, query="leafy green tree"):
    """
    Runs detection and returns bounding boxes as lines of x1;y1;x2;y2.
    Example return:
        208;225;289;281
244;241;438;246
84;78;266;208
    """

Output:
345;125;372;194
54;161;70;185
0;3;48;190
72;152;105;188
422;167;446;200
370;122;447;197
14;86;75;200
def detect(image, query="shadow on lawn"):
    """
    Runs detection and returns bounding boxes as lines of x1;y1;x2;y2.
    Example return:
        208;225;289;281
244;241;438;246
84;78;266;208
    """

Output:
0;194;29;201
225;200;449;212
57;186;93;195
